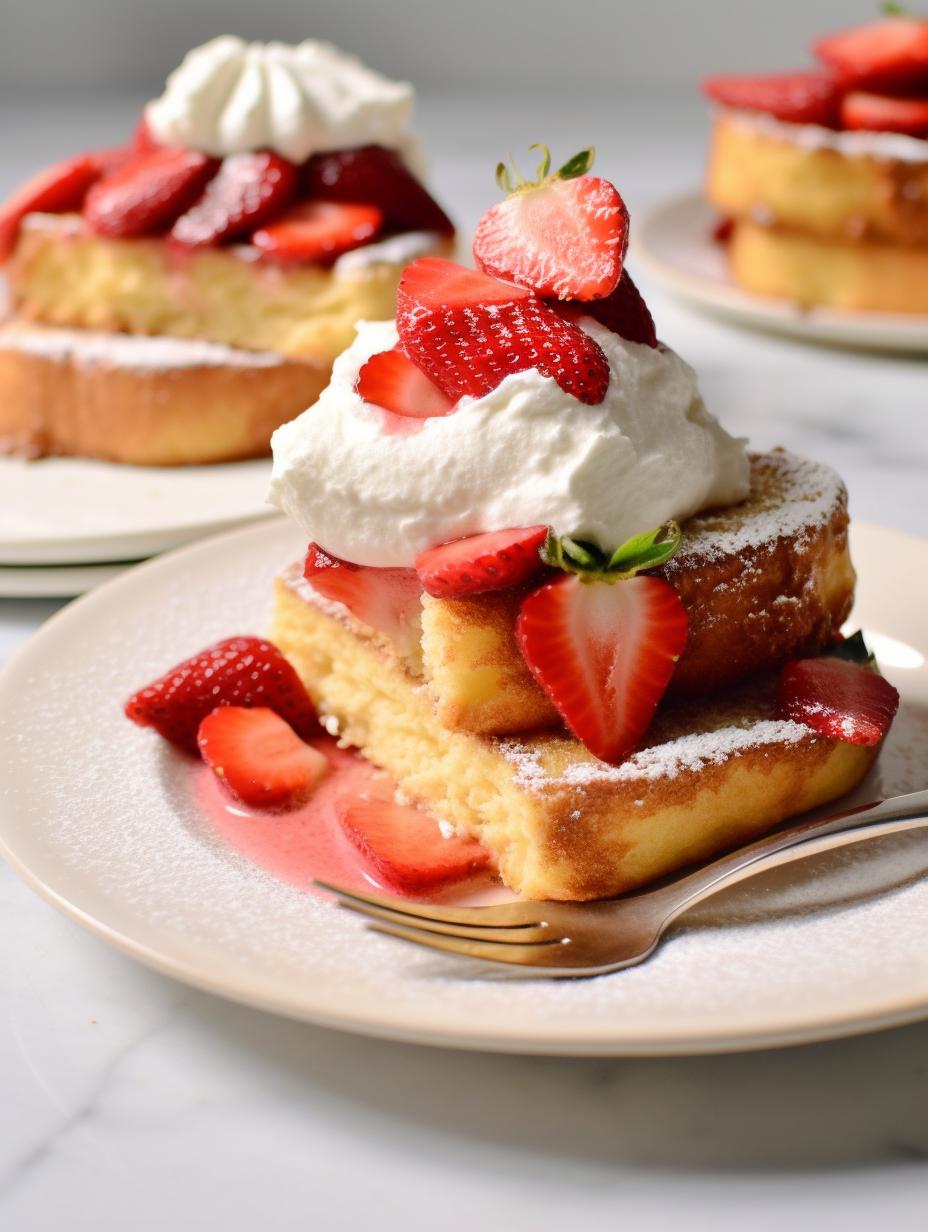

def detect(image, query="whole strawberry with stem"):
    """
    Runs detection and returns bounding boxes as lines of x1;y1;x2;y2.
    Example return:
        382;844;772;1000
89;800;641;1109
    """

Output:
473;145;629;301
517;525;688;764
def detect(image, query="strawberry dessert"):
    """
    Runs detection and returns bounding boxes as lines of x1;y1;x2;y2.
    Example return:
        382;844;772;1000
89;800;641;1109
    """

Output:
126;147;899;903
703;13;928;314
0;35;454;465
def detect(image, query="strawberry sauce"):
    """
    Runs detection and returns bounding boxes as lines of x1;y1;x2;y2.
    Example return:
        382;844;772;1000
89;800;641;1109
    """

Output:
193;736;499;902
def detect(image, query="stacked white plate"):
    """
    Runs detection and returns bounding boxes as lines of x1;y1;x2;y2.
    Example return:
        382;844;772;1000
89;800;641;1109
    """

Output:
0;454;275;596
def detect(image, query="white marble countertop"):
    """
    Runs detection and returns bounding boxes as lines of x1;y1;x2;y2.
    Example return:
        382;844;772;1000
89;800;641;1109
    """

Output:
2;94;928;1229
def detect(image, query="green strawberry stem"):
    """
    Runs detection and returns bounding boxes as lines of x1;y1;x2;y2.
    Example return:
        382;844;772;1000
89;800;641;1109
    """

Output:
542;521;682;583
494;145;596;195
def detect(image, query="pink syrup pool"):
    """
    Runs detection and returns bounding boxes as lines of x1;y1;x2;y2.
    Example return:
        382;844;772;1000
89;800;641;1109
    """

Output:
194;736;505;905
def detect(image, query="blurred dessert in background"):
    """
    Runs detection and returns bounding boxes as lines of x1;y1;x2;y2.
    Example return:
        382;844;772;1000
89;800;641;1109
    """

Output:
0;36;454;464
703;14;928;315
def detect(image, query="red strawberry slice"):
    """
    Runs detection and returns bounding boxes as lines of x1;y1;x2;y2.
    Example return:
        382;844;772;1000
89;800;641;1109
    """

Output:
557;270;658;348
198;706;330;811
701;71;842;127
170;151;297;247
0;153;103;261
815;19;928;93
474;169;628;302
776;657;899;747
336;787;490;895
304;144;455;236
396;257;610;406
356;346;455;419
517;574;688;764
304;543;423;655
252;199;383;263
841;91;928;137
415;526;548;599
131;114;161;153
712;216;735;245
125;635;318;753
83;148;219;238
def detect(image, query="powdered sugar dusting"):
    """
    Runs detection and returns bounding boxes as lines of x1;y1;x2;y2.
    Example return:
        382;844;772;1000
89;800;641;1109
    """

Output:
663;450;844;573
503;718;811;791
0;324;288;372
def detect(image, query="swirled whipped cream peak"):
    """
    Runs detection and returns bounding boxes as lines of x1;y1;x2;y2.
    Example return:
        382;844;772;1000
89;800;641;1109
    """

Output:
146;35;417;165
269;316;750;568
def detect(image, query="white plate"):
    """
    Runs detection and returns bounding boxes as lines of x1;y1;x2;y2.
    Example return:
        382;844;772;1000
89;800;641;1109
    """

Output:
636;193;928;354
0;557;137;598
0;517;927;1056
0;455;274;565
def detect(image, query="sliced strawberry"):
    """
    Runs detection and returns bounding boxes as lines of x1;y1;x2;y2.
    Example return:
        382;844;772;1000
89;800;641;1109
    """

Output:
356;346;455;419
815;19;928;93
252;199;383;263
125;635;318;753
841;91;928;137
83;148;219;238
170;151;297;247
304;543;423;655
517;574;688;764
131;114;161;153
304;144;455;236
396;257;610;406
415;526;548;599
336;787;490;895
776;657;899;747
701;71;842;127
557;270;657;348
0;153;103;261
198;706;329;811
473;149;628;301
712;215;735;245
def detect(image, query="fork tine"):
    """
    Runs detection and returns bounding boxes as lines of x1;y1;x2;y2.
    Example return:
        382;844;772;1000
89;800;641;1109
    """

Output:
313;878;545;927
368;921;573;969
334;893;555;943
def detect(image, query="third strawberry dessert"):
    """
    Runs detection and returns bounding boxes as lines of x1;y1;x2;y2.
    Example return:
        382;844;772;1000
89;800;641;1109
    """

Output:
703;12;928;314
0;35;453;464
126;148;899;903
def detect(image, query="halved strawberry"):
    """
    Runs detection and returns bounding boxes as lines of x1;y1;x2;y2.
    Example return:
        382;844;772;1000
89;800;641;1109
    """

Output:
396;257;610;406
701;71;842;127
170;151;297;247
517;574;688;764
557;270;658;348
841;91;928;136
776;657;899;747
415;526;548;599
198;706;329;811
83;148;219;238
0;153;103;260
304;144;455;236
336;787;490;895
252;200;383;263
304;543;423;655
815;18;928;93
125;635;318;753
473;147;628;301
356;346;455;419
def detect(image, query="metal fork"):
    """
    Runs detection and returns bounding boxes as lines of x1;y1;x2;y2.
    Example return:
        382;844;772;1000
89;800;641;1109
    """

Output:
317;789;928;976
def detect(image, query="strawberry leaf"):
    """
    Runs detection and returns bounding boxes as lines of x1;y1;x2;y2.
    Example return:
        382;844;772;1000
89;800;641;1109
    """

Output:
529;143;552;180
822;629;878;669
541;521;682;582
556;147;595;180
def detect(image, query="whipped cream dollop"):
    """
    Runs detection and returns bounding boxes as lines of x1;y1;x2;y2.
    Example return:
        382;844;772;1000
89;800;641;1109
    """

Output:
269;319;750;568
146;35;417;165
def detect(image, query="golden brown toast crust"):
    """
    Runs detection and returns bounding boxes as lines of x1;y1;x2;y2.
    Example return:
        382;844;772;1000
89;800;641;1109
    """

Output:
0;321;329;466
706;111;928;246
420;451;854;734
271;570;876;900
726;220;928;315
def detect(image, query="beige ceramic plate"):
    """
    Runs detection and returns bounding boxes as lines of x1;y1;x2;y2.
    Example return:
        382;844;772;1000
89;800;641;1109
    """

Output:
636;193;928;354
0;455;274;566
0;517;926;1056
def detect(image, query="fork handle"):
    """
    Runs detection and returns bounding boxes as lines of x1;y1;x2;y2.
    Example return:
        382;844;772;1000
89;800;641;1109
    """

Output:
649;787;928;923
